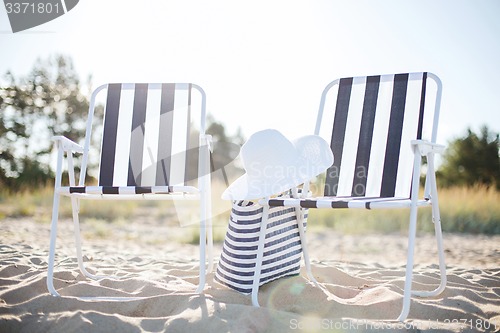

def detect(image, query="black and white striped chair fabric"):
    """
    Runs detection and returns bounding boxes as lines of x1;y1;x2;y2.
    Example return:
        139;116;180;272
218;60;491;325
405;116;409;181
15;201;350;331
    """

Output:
263;72;446;321
60;83;202;196
215;200;308;294
268;72;436;209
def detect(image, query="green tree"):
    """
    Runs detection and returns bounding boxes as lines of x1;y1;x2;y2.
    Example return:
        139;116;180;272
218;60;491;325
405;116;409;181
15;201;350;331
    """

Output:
0;55;90;190
437;126;500;189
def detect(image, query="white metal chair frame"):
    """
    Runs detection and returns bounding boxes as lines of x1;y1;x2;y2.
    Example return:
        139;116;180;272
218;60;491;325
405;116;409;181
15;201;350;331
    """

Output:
254;73;446;321
47;83;213;299
251;187;317;307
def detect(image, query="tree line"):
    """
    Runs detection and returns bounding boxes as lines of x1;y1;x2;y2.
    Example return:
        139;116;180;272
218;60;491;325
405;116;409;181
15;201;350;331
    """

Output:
1;55;89;190
1;55;499;191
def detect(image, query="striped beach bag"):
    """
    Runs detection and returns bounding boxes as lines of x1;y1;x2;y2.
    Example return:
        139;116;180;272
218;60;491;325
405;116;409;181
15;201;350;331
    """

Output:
215;198;308;294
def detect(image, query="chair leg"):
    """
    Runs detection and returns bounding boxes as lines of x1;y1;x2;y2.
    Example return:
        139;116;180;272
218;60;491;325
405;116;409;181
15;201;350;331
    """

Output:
197;147;211;291
430;198;447;294
412;182;446;297
399;201;446;321
196;223;207;293
47;145;64;297
251;203;270;307
206;192;214;274
295;208;318;285
412;153;446;298
398;150;422;321
196;190;208;294
397;203;418;322
47;192;61;297
206;225;213;274
70;197;110;281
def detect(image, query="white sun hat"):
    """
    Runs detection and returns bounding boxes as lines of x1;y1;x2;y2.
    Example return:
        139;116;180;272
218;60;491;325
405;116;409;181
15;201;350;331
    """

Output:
222;129;334;201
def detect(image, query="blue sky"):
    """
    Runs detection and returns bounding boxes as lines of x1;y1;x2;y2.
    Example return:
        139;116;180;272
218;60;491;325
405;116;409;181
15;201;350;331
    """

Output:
1;0;499;145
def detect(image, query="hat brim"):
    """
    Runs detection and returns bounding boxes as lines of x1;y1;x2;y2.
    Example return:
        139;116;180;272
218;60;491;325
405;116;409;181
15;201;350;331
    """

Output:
222;135;333;200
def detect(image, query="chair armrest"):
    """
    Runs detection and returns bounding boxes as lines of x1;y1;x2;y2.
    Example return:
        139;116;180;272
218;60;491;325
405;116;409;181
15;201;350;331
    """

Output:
411;140;445;156
200;134;213;152
52;136;84;154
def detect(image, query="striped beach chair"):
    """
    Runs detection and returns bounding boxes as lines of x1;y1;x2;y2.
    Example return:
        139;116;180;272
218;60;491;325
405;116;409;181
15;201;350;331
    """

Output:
259;73;447;321
47;83;213;298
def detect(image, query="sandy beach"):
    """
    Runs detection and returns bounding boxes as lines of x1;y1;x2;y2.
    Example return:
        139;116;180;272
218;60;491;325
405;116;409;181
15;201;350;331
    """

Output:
1;217;499;332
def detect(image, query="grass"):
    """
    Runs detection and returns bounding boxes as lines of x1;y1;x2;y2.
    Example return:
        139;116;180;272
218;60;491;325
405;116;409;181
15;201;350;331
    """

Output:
0;185;499;242
307;185;500;235
0;186;140;223
438;185;500;234
0;184;229;244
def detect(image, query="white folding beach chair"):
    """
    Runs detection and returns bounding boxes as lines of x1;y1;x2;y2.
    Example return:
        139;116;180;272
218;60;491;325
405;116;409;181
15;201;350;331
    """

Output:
47;83;213;298
258;73;447;321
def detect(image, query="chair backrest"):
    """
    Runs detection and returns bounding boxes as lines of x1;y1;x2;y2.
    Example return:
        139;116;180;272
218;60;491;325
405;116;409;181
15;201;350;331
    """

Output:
315;72;442;198
79;83;207;187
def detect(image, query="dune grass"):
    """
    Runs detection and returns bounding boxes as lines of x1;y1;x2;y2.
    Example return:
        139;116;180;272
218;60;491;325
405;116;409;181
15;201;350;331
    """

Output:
0;185;226;243
306;185;500;235
0;186;140;223
0;185;498;238
437;185;500;234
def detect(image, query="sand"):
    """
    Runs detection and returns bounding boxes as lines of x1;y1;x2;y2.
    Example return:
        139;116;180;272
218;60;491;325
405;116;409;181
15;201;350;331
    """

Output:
1;217;499;332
